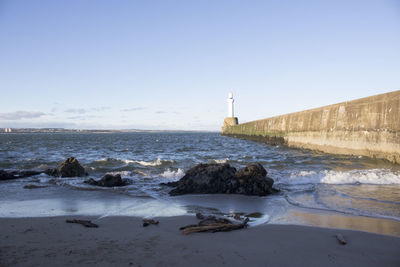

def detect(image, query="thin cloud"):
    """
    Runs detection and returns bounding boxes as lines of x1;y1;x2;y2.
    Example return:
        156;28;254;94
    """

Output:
122;107;146;112
0;111;46;120
91;106;110;112
0;121;77;128
64;108;87;114
155;111;166;114
67;115;99;120
64;107;110;114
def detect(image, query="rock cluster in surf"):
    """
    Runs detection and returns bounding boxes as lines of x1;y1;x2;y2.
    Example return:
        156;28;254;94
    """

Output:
45;157;87;178
164;163;274;196
84;173;130;187
1;157;87;180
2;157;275;196
0;170;42;180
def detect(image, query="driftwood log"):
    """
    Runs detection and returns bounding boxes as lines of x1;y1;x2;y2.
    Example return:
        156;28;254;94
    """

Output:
180;216;249;235
66;219;98;228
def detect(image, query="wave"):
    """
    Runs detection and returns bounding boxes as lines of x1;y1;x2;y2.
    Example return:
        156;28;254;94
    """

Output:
92;158;124;165
123;157;174;167
210;158;229;164
290;171;317;177
321;169;400;185
278;169;400;185
92;157;174;167
160;168;184;180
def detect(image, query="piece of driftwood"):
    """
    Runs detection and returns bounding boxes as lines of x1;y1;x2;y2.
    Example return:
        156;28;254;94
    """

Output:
143;219;159;227
245;212;263;218
179;224;199;230
66;219;98;228
199;216;232;226
336;234;347;245
181;217;249;235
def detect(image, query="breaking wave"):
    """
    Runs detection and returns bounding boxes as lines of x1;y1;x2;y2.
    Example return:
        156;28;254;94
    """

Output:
321;169;400;185
92;157;174;167
123;157;174;167
279;169;400;185
210;158;229;164
160;168;184;180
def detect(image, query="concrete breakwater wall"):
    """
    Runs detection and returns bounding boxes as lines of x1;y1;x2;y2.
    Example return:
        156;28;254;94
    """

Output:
221;90;400;164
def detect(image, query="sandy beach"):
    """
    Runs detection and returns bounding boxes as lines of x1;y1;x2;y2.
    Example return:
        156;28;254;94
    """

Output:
1;215;399;267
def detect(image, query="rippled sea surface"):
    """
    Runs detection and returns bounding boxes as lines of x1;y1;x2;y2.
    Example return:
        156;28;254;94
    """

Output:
1;132;400;235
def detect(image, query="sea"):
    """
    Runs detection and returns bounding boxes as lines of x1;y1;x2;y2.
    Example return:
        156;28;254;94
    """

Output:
1;132;400;236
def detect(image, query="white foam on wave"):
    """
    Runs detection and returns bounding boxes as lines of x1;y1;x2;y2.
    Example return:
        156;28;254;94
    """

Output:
280;169;400;185
93;157;174;167
290;171;317;177
122;159;136;164
211;158;229;164
160;168;185;179
321;169;400;185
124;157;174;166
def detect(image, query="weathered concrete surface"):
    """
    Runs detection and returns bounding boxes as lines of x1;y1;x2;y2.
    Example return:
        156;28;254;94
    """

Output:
222;117;238;132
222;90;400;164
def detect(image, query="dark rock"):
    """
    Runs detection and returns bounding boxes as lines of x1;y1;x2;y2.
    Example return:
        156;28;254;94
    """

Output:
44;168;58;176
336;233;347;245
160;181;180;187
45;157;87;178
167;163;274;196
84;178;97;186
49;157;87;178
0;170;15;180
196;213;205;220
142;219;159;227
271;187;281;193
0;170;42;180
234;163;267;179
169;163;237;196
84;174;130;187
16;170;42;178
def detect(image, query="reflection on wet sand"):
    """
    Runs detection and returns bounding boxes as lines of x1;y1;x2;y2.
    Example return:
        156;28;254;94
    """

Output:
275;209;400;237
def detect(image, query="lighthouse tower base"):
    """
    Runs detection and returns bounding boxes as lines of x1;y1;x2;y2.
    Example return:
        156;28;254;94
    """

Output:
222;117;238;132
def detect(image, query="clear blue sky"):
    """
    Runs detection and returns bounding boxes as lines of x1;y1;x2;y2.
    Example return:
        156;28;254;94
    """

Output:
1;0;399;130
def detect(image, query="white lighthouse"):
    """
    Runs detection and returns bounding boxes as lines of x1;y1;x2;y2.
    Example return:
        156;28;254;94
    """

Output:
222;92;238;132
228;92;234;117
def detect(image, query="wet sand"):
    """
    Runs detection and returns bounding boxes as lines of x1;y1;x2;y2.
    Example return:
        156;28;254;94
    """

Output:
1;215;399;267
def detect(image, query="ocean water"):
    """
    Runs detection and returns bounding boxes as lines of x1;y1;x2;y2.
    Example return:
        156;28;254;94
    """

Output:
1;132;400;235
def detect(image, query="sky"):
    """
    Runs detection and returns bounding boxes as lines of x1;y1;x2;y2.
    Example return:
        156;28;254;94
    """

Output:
0;0;399;131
